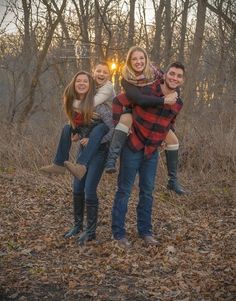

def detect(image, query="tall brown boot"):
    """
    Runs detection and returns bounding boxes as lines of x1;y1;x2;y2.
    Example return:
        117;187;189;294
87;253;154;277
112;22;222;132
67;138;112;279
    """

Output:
64;193;85;238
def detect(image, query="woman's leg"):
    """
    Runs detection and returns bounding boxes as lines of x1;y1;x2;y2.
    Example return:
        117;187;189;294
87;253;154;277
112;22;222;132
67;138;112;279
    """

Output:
64;191;85;238
77;143;108;246
164;130;186;195
40;124;72;175
105;113;132;173
64;150;86;238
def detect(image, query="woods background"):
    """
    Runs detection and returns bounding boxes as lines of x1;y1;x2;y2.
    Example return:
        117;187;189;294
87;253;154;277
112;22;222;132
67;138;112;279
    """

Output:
0;1;235;300
0;0;235;184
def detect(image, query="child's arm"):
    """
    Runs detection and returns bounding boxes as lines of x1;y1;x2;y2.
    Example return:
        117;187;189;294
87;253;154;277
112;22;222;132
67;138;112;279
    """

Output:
121;79;177;107
94;81;115;106
95;104;114;143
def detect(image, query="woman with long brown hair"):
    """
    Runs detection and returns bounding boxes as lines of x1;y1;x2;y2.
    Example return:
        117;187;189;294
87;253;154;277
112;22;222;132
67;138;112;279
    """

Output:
42;70;113;245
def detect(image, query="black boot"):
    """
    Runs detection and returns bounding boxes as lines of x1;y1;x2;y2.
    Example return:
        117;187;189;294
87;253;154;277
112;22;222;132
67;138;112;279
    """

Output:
77;203;98;246
105;129;127;173
64;193;85;238
165;149;186;195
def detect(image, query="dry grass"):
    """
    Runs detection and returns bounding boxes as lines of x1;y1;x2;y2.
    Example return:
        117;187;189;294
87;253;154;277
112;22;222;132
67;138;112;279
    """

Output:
0;111;235;192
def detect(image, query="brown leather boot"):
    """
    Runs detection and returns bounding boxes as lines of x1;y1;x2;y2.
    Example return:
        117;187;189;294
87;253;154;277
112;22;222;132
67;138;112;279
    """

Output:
39;163;66;175
64;161;87;180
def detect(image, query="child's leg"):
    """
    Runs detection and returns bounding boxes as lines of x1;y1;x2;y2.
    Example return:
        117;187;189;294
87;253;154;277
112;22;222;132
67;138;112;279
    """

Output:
54;124;73;165
78;123;109;166
40;124;72;175
64;123;109;180
164;129;179;146
105;113;132;173
164;130;186;195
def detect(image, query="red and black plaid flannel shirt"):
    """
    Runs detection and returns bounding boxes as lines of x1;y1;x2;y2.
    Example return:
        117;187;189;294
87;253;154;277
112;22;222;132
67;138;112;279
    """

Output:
112;79;183;158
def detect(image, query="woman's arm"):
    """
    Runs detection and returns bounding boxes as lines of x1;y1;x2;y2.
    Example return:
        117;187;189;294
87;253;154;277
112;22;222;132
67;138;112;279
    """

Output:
121;78;165;107
122;79;178;107
94;81;115;106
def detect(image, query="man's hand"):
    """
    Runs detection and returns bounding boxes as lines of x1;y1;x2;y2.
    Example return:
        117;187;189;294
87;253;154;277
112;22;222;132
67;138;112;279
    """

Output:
80;138;89;147
164;91;178;105
71;133;80;142
159;141;167;152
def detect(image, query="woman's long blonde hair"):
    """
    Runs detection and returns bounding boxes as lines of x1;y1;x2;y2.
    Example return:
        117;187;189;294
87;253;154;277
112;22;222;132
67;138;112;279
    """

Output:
63;71;96;127
122;46;154;80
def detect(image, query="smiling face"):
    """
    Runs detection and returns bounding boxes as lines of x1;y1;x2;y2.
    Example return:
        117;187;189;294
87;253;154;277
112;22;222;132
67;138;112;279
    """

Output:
164;67;184;91
93;64;110;86
130;50;146;74
74;73;90;99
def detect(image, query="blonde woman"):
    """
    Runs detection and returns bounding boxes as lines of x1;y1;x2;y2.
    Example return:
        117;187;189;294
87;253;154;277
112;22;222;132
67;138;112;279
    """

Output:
106;46;185;195
110;46;185;249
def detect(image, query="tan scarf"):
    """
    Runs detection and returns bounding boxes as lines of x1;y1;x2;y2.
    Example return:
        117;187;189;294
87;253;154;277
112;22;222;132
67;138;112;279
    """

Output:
122;65;162;87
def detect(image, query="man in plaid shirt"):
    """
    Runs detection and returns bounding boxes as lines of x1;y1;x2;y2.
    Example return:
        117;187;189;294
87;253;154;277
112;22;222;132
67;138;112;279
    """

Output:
111;62;185;249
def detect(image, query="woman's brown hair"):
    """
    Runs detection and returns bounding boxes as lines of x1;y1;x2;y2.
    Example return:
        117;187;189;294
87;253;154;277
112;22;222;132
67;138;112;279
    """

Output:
63;71;96;127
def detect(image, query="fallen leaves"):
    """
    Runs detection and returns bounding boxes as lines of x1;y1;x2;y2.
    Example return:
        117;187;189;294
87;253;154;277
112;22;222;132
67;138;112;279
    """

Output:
0;171;235;300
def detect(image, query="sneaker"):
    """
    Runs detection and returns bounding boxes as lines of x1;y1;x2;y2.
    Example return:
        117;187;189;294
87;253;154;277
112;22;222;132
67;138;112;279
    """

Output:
64;161;87;180
116;237;131;250
141;235;159;246
39;164;66;175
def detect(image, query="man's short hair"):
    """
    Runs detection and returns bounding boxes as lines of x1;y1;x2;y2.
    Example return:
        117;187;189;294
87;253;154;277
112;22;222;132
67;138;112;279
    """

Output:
166;62;185;74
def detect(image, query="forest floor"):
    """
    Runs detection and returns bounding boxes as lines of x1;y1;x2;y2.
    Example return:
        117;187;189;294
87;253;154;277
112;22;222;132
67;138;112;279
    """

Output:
0;169;235;301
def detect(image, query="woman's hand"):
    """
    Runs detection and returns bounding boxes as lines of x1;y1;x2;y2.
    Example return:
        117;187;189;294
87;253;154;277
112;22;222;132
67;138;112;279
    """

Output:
80;138;89;146
71;133;80;142
164;91;178;105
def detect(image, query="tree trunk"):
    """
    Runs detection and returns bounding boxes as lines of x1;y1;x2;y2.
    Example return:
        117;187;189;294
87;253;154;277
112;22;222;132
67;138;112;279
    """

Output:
94;0;104;62
127;0;136;48
164;0;172;67
178;0;190;63
151;0;165;63
17;0;67;130
183;0;207;116
73;0;91;71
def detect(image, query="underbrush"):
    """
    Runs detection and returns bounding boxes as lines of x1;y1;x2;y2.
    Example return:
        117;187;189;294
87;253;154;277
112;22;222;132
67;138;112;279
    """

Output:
0;111;235;191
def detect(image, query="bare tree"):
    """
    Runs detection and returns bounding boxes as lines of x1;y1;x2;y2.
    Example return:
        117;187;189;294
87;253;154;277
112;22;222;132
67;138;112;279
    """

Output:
183;0;207;115
15;0;67;130
163;0;172;66
178;0;190;63
151;0;165;63
1;0;236;133
127;0;136;48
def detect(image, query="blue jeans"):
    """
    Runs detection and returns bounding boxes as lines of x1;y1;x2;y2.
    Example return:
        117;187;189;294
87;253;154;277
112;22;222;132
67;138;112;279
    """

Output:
112;144;159;239
53;123;108;167
78;123;109;166
54;124;72;166
73;143;108;205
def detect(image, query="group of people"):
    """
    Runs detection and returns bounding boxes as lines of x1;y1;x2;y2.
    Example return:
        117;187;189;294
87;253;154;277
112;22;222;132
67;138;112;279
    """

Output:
40;45;186;249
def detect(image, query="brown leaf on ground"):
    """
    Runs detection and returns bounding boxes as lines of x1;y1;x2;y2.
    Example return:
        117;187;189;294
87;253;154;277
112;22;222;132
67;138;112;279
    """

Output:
0;171;235;301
